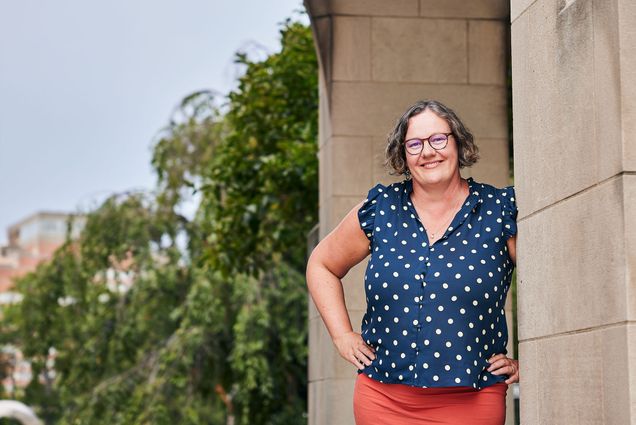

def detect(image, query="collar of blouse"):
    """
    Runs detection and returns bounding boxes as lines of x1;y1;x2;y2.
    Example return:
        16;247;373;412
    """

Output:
403;177;484;244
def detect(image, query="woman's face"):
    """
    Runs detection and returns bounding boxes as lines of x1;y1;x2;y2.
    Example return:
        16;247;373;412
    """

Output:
404;109;460;186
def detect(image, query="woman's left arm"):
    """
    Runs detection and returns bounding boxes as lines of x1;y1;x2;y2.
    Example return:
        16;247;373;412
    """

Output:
507;233;517;266
490;234;519;384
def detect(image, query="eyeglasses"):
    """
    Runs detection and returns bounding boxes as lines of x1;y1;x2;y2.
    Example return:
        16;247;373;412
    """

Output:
404;132;453;155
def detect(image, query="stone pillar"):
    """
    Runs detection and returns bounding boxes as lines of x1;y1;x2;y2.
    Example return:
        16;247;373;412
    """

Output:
306;1;513;424
512;0;636;423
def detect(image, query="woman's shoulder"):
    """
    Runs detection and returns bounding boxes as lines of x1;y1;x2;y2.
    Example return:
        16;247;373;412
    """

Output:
357;180;408;239
363;179;409;201
470;178;518;231
469;178;515;201
468;178;518;238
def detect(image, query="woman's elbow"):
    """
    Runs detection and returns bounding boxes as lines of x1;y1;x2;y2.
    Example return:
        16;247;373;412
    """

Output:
306;244;327;286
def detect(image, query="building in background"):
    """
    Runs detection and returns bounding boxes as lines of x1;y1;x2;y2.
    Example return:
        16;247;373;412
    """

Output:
0;211;85;394
0;211;85;298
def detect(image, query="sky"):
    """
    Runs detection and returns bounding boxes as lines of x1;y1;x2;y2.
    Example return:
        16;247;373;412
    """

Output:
0;0;309;245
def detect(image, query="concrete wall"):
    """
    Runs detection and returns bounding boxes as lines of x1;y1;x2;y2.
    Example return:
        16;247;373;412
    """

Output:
512;0;636;423
305;1;514;423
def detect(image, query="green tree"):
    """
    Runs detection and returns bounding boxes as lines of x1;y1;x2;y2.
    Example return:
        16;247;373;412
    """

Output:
200;18;318;278
1;17;317;425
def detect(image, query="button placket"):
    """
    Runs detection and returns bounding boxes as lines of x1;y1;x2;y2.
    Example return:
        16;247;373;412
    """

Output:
414;263;427;373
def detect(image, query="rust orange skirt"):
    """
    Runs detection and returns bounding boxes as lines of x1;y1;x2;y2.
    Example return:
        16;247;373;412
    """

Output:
353;373;508;425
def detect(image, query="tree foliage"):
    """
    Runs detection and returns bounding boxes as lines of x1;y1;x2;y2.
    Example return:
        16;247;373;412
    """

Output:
1;18;317;425
200;19;318;277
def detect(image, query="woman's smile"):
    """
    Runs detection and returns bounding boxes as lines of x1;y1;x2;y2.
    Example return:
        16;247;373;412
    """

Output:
422;160;443;169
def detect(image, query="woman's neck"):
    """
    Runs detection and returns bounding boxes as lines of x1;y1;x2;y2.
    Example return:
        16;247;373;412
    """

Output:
410;175;467;215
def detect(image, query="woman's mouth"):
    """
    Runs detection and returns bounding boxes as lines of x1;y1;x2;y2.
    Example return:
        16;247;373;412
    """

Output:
422;160;442;169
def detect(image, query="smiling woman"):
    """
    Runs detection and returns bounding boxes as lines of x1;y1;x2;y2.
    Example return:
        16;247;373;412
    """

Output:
306;99;519;424
385;100;480;178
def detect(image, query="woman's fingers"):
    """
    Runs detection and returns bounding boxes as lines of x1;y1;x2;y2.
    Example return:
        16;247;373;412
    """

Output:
334;332;377;369
353;347;375;367
359;343;376;360
505;360;520;384
487;356;520;384
351;352;365;369
489;359;514;375
486;358;507;372
487;353;506;364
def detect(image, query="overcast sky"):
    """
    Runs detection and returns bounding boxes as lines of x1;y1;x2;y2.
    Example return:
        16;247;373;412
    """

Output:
0;0;309;245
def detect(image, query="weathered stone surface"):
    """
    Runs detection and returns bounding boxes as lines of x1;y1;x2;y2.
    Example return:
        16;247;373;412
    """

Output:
518;340;539;424
371;17;467;84
626;175;636;320
331;82;508;139
517;324;632;423
308;377;357;425
333;16;371;81
533;330;604;424
469;20;507;85
331;0;419;17
465;137;511;187
517;176;627;341
421;0;509;19
331;137;374;196
512;0;625;214
619;0;636;171
603;324;631;424
511;0;537;23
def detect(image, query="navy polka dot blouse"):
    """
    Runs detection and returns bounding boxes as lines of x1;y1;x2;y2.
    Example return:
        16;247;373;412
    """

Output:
356;176;518;390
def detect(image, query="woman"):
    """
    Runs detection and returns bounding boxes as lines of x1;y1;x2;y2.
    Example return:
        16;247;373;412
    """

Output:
306;99;519;424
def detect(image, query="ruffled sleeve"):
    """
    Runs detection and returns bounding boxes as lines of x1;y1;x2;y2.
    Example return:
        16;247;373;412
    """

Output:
357;183;386;242
500;185;518;239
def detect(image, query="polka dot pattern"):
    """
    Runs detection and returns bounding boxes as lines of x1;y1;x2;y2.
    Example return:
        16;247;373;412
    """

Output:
356;177;517;390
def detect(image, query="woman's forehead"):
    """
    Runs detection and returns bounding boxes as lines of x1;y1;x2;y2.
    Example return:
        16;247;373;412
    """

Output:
406;111;450;135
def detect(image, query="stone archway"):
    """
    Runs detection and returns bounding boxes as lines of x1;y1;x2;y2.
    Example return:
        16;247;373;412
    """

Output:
304;1;515;424
306;0;636;423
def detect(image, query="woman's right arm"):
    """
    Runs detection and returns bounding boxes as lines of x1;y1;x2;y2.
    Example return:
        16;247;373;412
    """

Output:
305;200;376;369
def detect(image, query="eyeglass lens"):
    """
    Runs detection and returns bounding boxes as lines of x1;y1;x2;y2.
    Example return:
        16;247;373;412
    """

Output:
405;133;448;153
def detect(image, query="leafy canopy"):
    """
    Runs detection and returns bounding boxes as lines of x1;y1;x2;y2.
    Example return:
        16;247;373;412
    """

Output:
1;18;317;425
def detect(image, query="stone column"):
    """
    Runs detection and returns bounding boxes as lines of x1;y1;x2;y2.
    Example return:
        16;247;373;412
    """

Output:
512;0;636;423
306;1;513;423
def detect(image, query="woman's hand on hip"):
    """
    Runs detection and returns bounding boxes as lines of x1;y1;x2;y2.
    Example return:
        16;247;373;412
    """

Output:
333;331;376;369
487;353;519;384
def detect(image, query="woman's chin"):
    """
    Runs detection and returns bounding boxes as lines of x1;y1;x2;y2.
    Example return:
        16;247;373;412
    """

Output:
417;170;444;182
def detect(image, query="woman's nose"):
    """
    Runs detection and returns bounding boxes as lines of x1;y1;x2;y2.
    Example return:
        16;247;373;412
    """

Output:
419;141;437;158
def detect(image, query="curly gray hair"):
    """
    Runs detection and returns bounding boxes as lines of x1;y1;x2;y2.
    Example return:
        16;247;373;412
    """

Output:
384;99;480;177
